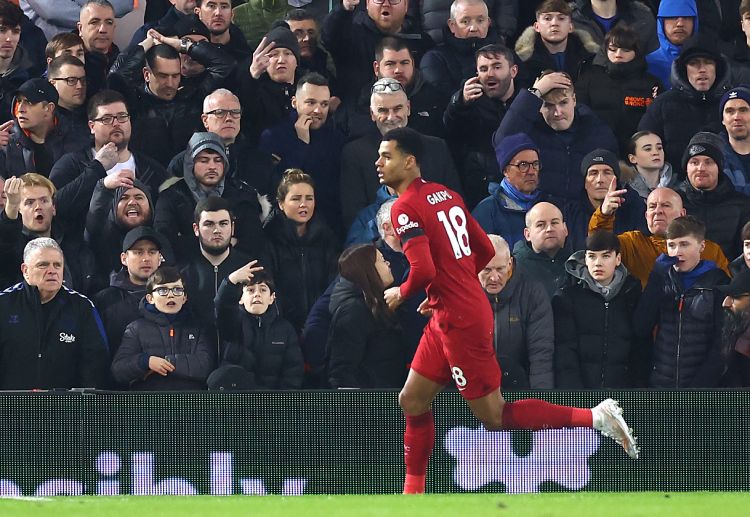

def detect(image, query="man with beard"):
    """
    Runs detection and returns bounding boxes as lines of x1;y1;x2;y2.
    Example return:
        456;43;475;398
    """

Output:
93;226;168;374
259;73;345;235
49;89;171;231
180;196;251;347
443;43;518;208
155;131;266;260
420;0;499;98
194;0;250;61
719;270;750;386
340;77;461;231
167;88;276;196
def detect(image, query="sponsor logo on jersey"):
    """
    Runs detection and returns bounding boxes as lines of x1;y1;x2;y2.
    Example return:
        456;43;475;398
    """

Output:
397;213;409;226
396;220;420;235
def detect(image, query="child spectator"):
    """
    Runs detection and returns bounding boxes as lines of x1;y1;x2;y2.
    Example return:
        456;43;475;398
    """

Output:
111;266;214;390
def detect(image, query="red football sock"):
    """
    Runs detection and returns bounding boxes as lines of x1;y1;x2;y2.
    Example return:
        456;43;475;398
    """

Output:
403;411;434;494
501;399;593;430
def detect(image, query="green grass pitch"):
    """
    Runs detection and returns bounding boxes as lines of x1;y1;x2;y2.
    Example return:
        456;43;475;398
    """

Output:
1;492;749;517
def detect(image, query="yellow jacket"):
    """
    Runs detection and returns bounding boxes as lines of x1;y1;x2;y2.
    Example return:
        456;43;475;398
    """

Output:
588;208;730;288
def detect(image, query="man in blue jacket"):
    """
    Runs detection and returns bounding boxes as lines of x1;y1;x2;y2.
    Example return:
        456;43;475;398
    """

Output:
646;0;698;88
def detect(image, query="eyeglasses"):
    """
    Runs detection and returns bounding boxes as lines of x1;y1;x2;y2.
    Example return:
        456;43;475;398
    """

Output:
51;76;87;86
371;81;404;94
204;108;242;119
153;286;185;297
507;160;541;173
371;0;402;4
92;113;130;125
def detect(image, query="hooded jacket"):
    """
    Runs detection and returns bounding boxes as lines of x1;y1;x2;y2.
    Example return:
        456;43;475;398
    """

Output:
108;40;236;167
493;88;618;204
638;37;731;174
326;277;407;389
624;161;679;200
213;279;303;389
513;27;600;89
634;258;729;388
553;251;646;389
420;25;499;98
646;0;698;88
154;137;267;260
85;178;162;281
575;55;662;156
486;269;554;390
0;281;108;389
512;239;572;299
678;173;750;259
262;209;339;333
93;268;147;362
111;299;214;390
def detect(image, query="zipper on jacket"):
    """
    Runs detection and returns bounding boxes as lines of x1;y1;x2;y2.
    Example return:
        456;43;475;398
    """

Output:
169;326;176;356
676;294;684;388
214;265;221;359
602;302;609;388
300;248;309;315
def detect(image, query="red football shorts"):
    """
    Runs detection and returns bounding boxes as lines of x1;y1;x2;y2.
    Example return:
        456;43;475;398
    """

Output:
410;314;502;400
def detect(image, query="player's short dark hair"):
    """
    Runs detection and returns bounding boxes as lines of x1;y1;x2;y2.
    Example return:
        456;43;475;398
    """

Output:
146;266;183;294
0;0;23;28
45;33;85;61
296;72;328;94
145;44;180;70
375;36;412;62
194;196;233;225
243;270;276;293
382;127;424;166
285;8;316;23
475;44;515;66
604;25;640;56
87;89;127;121
536;0;572;17
627;130;660;156
48;55;85;80
666;215;706;241
586;230;621;254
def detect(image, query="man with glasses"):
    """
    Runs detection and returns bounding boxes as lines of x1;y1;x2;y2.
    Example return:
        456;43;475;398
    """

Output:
494;70;617;205
472;133;545;250
167;88;276;195
322;0;433;102
94;226;168;375
0;78;90;179
108;26;234;167
719;270;750;387
49;89;171;234
340;77;461;231
48;55;90;143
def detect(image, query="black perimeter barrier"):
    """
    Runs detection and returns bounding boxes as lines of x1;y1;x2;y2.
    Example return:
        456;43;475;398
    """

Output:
0;390;748;496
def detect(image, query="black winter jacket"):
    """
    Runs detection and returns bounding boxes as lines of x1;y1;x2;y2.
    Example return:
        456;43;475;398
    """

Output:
575;57;662;156
262;210;339;333
326;278;407;388
638;47;732;174
234;64;296;145
108;40;235;166
111;302;214;390
0;282;108;389
93;269;146;362
214;279;303;389
553;257;646;389
678;174;750;259
487;269;554;390
420;0;517;45
635;261;729;388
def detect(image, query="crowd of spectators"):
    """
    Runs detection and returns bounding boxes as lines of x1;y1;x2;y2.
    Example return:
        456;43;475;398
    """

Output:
1;0;749;391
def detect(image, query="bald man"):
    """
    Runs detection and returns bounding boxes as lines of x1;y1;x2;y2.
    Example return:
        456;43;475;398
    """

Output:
590;185;729;287
512;202;572;298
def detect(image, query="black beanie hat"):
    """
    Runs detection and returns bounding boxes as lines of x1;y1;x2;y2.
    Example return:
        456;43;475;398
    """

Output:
265;21;300;64
682;132;724;172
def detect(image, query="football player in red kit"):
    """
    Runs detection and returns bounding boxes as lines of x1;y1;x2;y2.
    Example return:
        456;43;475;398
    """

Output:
378;128;639;495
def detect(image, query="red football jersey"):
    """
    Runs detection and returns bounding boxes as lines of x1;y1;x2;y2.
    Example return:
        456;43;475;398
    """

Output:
392;178;495;328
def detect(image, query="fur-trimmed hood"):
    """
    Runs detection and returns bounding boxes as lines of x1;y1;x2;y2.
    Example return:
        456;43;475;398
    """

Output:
514;26;600;63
